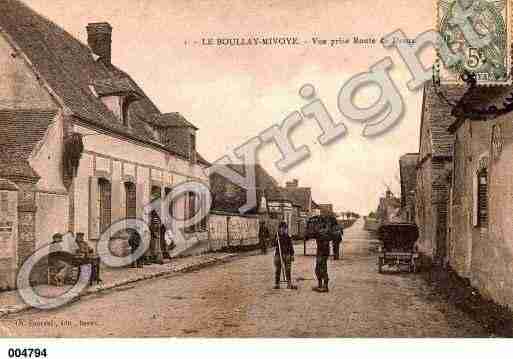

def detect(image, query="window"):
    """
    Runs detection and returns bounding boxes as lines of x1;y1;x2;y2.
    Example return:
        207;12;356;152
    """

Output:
190;134;196;162
98;178;112;233
122;99;130;127
477;169;488;227
150;186;162;247
164;188;174;220
125;182;136;218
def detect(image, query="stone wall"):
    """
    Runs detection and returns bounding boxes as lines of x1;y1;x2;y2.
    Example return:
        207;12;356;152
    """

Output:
471;117;513;309
208;211;260;251
416;157;434;259
0;182;18;290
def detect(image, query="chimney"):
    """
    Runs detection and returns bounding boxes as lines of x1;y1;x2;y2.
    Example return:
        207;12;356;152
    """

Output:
286;179;299;188
87;22;112;64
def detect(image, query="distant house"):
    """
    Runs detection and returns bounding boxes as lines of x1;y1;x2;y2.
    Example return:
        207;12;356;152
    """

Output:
416;83;465;265
311;200;321;216
447;84;513;311
0;1;209;288
376;190;401;223
282;179;312;237
399;153;419;223
319;204;334;216
210;164;279;215
267;186;298;235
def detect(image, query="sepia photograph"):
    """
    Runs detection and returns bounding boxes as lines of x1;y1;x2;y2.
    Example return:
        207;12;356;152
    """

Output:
0;0;512;352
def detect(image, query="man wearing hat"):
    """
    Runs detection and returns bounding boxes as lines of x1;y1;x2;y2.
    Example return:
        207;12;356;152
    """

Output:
274;221;297;290
313;217;333;292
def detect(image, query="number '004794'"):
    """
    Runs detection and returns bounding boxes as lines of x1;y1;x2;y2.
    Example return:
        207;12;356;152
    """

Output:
8;348;47;358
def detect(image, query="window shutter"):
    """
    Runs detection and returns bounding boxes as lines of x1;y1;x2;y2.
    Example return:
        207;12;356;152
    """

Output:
89;177;99;239
125;183;137;218
478;172;488;227
472;174;478;227
98;179;112;234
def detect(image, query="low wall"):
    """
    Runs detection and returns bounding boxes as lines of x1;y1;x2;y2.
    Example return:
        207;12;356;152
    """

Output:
208;211;260;251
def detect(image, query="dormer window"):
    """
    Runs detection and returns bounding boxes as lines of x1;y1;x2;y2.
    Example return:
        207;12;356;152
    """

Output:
151;113;199;161
92;78;141;127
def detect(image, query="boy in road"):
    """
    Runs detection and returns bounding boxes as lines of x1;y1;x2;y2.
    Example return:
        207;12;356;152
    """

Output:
274;221;297;290
313;217;333;292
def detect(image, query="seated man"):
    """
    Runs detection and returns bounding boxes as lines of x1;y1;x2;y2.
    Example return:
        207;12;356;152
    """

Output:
75;233;100;285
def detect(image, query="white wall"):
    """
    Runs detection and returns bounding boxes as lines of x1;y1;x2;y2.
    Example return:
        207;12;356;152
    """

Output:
72;124;209;243
0;32;56;110
30;112;67;193
35;193;68;249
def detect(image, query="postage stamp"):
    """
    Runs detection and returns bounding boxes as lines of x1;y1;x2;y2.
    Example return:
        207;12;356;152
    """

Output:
436;0;512;85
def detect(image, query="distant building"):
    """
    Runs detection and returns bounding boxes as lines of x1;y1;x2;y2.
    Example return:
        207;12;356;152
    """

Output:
282;179;312;237
376;190;401;223
210;164;279;216
416;83;465;265
319;204;334;216
399;153;419;223
447;84;513;311
311;200;321;216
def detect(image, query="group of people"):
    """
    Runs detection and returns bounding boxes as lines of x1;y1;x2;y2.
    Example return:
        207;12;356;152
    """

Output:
127;229;176;268
259;220;343;293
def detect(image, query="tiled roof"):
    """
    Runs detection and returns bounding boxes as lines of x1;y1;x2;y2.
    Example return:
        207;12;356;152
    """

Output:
0;109;58;179
450;84;513;130
282;187;311;211
422;84;466;157
210;164;279;213
266;186;290;202
152;113;198;130
0;0;205;162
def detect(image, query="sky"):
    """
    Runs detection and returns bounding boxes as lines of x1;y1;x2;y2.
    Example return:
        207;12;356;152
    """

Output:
24;0;436;215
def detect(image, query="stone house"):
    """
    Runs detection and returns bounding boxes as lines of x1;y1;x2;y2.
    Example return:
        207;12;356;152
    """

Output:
209;163;282;243
399;153;419;223
447;84;513;310
376;190;400;223
267;186;300;236
416;84;465;265
282;179;312;238
0;1;209;288
319;204;334;216
210;164;279;216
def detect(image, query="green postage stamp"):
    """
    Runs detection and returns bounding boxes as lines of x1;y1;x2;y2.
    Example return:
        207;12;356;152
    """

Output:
437;0;512;85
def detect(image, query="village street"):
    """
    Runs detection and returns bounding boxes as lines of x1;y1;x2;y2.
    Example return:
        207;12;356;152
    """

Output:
0;220;486;338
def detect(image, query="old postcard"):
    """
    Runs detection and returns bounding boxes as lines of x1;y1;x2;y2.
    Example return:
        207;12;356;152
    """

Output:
0;0;513;348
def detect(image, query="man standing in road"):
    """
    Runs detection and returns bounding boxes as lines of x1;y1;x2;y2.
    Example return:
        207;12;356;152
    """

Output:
332;224;343;260
259;221;270;255
274;221;297;290
313;218;332;292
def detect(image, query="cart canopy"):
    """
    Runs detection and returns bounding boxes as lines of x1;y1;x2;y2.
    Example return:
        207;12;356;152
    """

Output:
378;223;419;253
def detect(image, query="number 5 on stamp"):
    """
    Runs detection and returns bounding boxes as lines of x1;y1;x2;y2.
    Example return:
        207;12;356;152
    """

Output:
436;0;512;85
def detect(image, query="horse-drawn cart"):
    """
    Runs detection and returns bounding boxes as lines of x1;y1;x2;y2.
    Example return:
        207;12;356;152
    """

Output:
377;223;419;273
